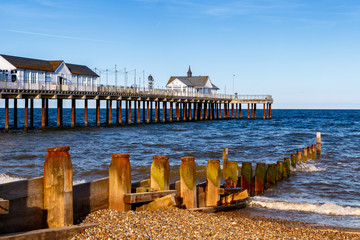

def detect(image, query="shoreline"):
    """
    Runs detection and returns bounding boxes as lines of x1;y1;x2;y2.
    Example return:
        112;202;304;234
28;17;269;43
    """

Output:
73;207;360;239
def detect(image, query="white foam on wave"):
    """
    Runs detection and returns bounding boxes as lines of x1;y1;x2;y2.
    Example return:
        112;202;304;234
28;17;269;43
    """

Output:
249;196;360;216
73;179;87;185
294;162;327;172
0;173;25;184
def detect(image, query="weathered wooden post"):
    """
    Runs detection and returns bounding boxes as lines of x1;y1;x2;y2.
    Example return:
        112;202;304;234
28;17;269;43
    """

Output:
225;161;238;188
283;157;290;178
222;147;228;179
255;163;266;195
312;145;316;159
266;164;277;186
290;153;297;169
297;150;302;164
109;154;131;212
206;160;220;207
276;161;283;181
180;156;197;209
151;156;170;191
43;146;73;228
302;148;308;162
241;162;252;195
307;146;312;160
316;132;321;157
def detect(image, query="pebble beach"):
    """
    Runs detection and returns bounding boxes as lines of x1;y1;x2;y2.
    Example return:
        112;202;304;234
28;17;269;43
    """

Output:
72;207;360;240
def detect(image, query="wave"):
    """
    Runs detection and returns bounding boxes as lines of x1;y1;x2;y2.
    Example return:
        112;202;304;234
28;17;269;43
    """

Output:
249;196;360;216
0;173;25;184
294;162;327;172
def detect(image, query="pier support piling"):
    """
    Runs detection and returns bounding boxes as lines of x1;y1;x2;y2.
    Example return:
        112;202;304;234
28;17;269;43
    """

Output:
57;98;62;127
24;99;28;130
71;99;76;127
13;99;17;129
4;98;9;132
42;98;46;128
96;99;100;127
30;99;34;128
84;99;88;127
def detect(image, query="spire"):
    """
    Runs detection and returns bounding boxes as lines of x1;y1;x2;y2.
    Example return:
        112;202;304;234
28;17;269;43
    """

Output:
187;65;192;77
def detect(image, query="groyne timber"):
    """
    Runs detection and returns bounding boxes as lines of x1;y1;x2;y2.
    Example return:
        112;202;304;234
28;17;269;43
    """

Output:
0;84;273;132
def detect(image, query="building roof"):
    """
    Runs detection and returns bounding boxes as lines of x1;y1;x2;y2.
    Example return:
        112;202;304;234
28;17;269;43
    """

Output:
66;63;99;77
0;54;99;77
0;54;62;72
167;76;209;88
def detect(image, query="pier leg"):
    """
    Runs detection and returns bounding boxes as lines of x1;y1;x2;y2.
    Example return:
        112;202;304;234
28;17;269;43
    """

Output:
157;101;160;122
206;160;220;207
44;146;73;228
4;98;9;132
254;104;257;119
24;99;28;131
147;101;150;123
137;100;141;123
71;99;76;127
106;100;109;125
210;103;213;120
30;99;34;128
232;103;234;119
194;102;197;121
13;99;17;129
150;101;153;122
45;99;49;127
155;101;158;123
57;98;62;127
269;104;272;119
151;156;170;191
255;163;266;195
188;102;192;121
204;102;208;120
142;101;145;123
241;162;252;196
84;99;88;127
180;156;197;209
316;132;321;157
163;101;166;123
109;154;131;212
109;100;112;125
128;100;132;124
247;104;250;119
176;102;179;121
263;104;266;119
170;102;173;122
96;99;100;127
239;104;242;119
42;98;46;128
199;102;203;120
134;100;136;124
183;103;186;121
219;103;222;119
125;100;128;124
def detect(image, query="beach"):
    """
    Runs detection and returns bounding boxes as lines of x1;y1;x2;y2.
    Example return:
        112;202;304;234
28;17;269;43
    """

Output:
72;207;360;239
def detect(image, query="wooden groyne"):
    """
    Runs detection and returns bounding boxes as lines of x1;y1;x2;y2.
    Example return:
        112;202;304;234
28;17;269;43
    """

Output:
0;132;320;238
0;85;273;132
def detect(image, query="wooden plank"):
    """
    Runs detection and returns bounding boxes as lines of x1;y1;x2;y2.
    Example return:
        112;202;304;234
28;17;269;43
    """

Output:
0;177;43;200
131;179;150;192
189;202;247;213
136;194;176;211
124;190;176;204
0;199;9;214
221;190;249;205
218;187;244;195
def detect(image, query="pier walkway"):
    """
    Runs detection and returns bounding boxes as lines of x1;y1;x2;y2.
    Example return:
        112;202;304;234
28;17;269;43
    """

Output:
0;82;273;132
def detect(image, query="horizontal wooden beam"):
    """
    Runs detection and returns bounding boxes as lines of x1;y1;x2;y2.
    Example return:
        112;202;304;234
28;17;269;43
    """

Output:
0;198;9;214
124;190;176;204
218;187;244;195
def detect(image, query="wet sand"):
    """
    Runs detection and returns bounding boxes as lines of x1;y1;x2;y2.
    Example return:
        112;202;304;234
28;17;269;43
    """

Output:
73;207;360;239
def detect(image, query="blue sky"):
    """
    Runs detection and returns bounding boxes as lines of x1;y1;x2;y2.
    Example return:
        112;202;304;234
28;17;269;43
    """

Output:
1;0;360;108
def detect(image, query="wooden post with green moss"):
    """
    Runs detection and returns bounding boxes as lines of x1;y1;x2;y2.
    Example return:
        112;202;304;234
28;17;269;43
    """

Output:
109;154;131;212
151;156;170;191
290;154;296;169
222;147;228;179
44;146;73;228
255;163;266;195
283;157;290;178
316;132;321;157
297;150;302;164
180;156;197;209
307;146;312;160
302;148;308;162
224;161;238;188
266;164;277;186
241;162;252;195
276;161;283;181
311;145;316;159
206;160;221;207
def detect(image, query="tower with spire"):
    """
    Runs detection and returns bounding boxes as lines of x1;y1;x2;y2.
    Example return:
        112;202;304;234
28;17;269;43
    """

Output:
187;66;192;78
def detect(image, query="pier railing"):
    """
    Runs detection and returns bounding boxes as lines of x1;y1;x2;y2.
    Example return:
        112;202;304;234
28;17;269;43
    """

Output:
0;79;272;102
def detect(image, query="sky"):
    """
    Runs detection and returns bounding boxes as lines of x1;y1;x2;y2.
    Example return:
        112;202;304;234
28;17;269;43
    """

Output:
1;0;360;109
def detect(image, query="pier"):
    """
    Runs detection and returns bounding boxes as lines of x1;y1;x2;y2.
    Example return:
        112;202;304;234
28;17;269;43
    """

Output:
0;83;273;132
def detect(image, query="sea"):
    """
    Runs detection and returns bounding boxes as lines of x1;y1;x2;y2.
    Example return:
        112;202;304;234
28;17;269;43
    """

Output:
0;108;359;230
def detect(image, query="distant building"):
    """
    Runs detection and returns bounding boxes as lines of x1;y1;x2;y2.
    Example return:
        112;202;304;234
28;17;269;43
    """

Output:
0;54;99;91
166;66;219;94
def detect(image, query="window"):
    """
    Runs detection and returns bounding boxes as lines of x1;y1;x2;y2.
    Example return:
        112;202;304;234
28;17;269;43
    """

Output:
45;72;51;82
24;71;30;83
31;72;36;83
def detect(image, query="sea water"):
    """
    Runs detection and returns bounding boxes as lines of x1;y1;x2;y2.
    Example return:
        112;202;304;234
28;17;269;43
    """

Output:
0;109;359;229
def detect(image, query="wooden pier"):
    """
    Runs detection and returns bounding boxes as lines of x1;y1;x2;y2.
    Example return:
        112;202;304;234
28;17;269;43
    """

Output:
0;85;273;131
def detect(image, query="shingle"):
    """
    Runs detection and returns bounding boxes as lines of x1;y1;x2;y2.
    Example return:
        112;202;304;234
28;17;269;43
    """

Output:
1;54;62;72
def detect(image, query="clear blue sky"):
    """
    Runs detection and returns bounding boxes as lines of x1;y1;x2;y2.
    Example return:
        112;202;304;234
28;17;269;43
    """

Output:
1;0;360;109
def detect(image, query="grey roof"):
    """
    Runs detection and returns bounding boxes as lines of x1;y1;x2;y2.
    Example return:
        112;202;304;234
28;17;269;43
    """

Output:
167;76;209;88
66;63;99;77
